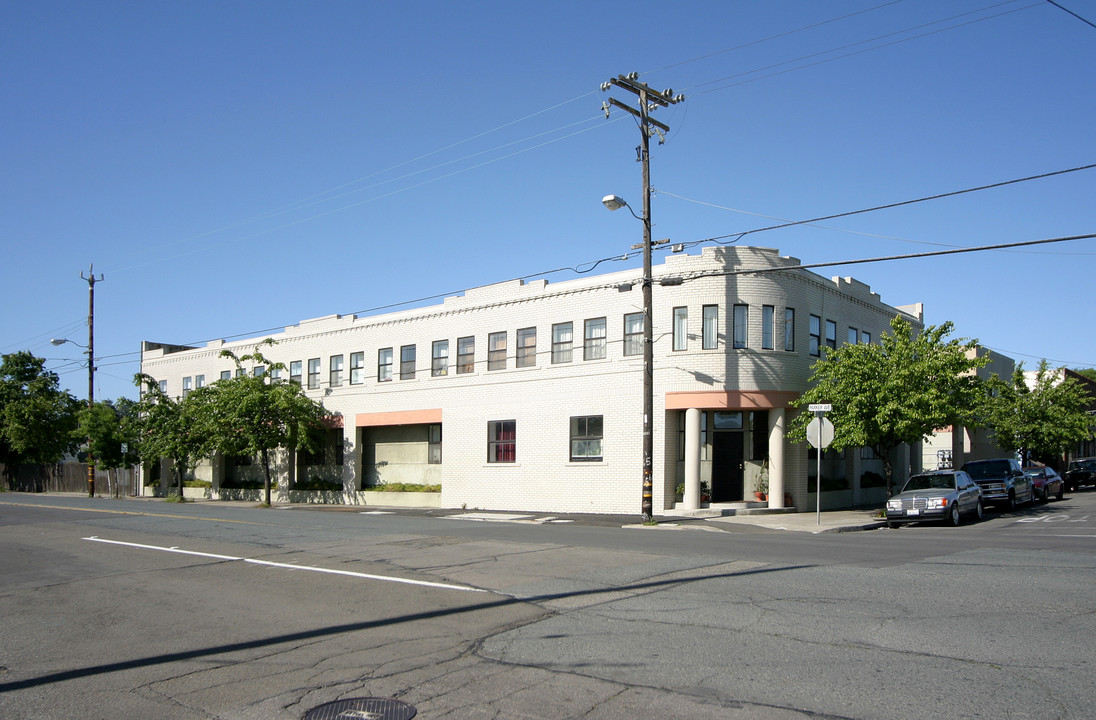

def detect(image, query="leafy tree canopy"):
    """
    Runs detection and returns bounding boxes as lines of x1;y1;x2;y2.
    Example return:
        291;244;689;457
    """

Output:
984;360;1094;465
78;399;141;470
0;351;80;480
789;316;987;493
1071;367;1096;383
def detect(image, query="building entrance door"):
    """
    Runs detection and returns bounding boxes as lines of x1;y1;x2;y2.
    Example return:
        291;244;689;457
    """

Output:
711;431;744;502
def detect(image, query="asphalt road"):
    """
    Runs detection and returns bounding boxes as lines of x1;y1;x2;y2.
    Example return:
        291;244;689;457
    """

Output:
1;491;1094;719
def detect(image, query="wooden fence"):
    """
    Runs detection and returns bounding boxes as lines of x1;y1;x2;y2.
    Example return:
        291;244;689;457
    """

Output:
1;462;138;497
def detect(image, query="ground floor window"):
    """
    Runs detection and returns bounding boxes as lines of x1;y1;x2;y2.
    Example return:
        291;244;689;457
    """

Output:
429;424;442;464
488;420;516;463
570;415;603;461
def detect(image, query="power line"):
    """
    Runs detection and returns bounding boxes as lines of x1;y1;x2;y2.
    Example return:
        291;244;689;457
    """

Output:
1045;0;1096;30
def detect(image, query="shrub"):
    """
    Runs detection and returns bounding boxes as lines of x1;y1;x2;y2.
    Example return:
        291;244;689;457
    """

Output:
366;483;440;493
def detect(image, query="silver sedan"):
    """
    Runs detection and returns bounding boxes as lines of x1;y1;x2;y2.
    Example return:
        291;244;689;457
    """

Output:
886;470;984;528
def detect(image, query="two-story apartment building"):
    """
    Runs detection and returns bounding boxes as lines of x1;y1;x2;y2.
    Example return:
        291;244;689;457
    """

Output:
140;245;923;514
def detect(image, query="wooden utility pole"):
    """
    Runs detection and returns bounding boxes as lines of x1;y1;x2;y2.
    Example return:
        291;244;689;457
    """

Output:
600;73;684;521
81;265;103;497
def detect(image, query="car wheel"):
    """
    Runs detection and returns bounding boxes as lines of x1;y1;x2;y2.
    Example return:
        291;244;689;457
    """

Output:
975;499;984;521
1056;483;1064;501
1006;492;1017;512
948;503;961;526
887;521;900;529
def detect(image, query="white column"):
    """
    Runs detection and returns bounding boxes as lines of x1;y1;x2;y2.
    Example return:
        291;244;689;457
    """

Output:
684;407;701;509
768;408;785;509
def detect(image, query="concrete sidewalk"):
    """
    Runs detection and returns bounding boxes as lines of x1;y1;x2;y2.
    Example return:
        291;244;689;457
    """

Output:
657;505;887;533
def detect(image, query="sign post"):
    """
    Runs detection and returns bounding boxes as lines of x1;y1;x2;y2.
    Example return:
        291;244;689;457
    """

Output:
806;404;834;525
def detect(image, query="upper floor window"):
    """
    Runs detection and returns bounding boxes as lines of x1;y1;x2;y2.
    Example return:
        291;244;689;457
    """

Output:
488;331;507;371
848;327;859;345
862;331;872;345
825;320;837;350
182;376;191;397
195;374;205;389
762;305;774;350
307;358;321;390
400;344;416;380
432;340;448;377
733;304;748;349
289;361;302;385
672;307;688;351
624;313;644;356
552;322;573;364
702;305;718;350
329;355;343;388
457;336;475;374
350;352;364;385
254;366;266;378
584;317;606;360
378;348;393;382
516;327;537;368
159;379;168;393
809;315;821;357
785;308;795;352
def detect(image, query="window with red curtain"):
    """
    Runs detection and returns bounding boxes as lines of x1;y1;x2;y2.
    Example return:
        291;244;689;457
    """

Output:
488;420;516;463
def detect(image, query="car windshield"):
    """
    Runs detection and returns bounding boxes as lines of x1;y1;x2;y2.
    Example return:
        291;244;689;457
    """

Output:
1024;469;1044;478
903;474;955;491
963;461;1011;479
1069;460;1096;472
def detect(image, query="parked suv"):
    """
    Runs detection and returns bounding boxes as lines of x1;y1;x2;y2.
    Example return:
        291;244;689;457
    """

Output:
1064;458;1096;492
960;458;1033;511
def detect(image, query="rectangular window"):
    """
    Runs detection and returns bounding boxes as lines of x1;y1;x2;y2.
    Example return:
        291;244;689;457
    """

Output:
862;331;872;345
488;332;507;371
432;340;448;377
584;317;606;360
289;361;302;385
307;358;321;389
624;313;644;356
487;420;516;463
378;348;393;382
428;424;442;464
329;355;343;387
457;336;475;374
221;370;232;381
400;344;416;380
270;367;280;381
516;327;537;368
254;365;266;378
733;304;748;349
350;352;364;384
570;415;603;462
159;379;167;393
848;327;859;345
785;308;795;352
672;307;688;351
552;322;573;364
825;320;837;350
195;374;205;389
677;411;708;462
702;305;718;350
236;368;246;378
182;377;191;397
809;314;821;357
762;305;774;350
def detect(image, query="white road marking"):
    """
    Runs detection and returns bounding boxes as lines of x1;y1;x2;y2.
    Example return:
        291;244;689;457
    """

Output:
83;536;485;592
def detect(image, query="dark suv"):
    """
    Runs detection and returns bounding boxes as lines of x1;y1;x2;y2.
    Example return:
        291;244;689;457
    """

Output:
960;458;1033;511
1064;458;1096;492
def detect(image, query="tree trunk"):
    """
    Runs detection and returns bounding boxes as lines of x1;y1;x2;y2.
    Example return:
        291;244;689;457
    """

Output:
262;447;272;506
880;446;895;498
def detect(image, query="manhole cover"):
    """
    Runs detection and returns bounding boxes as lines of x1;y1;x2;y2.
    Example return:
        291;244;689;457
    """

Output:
303;697;416;720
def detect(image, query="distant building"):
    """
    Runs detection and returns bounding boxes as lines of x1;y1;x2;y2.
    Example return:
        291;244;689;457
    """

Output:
140;246;923;514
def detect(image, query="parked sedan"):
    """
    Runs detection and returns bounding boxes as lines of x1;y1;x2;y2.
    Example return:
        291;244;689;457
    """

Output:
886;470;984;528
1024;465;1064;502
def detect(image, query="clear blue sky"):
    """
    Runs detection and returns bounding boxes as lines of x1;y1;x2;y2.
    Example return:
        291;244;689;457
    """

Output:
3;0;1094;402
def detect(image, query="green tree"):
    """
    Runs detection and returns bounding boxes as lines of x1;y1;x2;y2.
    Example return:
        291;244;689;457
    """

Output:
984;360;1093;466
790;316;988;495
78;399;141;471
1071;368;1096;383
134;374;210;498
203;341;328;506
0;351;80;487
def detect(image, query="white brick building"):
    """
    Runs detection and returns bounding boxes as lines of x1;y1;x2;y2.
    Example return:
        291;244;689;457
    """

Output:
140;246;923;514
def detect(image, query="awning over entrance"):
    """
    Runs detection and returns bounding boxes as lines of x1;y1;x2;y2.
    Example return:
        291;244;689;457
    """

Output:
355;408;443;427
665;390;799;411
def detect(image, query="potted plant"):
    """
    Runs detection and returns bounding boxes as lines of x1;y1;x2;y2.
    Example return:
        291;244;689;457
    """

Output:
700;480;710;503
753;460;769;501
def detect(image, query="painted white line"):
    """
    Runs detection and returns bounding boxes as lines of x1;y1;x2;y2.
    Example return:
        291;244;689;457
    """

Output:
83;537;485;592
360;511;394;515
